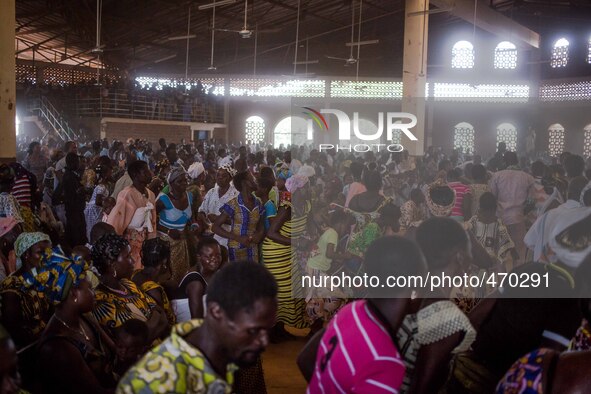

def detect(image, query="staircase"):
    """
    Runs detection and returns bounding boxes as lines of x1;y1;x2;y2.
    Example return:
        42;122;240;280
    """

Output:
29;96;78;142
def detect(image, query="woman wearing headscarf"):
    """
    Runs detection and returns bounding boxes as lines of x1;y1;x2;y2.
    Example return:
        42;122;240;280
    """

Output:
198;163;239;249
0;232;52;349
155;167;195;283
106;160;157;270
186;161;206;210
213;171;265;263
262;174;311;335
33;248;116;393
91;233;168;342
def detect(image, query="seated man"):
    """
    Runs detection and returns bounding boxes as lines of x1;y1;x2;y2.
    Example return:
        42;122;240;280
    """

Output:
117;262;278;394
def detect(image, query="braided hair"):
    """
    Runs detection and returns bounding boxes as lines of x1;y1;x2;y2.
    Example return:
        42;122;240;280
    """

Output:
91;233;129;275
141;238;170;268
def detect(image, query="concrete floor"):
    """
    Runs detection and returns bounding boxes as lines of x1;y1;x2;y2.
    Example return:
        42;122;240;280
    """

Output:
262;328;309;394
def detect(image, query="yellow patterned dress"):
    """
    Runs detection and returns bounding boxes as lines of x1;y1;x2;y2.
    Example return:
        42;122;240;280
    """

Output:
92;278;157;335
116;320;236;394
0;274;50;347
133;276;176;326
261;197;310;329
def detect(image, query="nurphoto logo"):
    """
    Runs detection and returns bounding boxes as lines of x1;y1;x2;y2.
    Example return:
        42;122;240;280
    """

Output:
301;107;418;153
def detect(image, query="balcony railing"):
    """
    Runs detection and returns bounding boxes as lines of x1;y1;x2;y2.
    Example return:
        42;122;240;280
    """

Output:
72;89;224;123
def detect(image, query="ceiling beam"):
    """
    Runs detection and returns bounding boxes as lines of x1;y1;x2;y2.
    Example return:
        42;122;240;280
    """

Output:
261;0;346;27
16;24;71;37
16;33;65;54
428;0;540;48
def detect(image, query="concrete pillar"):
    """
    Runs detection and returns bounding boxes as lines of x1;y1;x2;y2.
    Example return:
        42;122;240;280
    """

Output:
0;0;16;162
401;0;428;156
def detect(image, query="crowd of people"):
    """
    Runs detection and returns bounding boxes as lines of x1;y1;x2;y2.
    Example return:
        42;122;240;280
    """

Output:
17;78;222;124
0;134;590;394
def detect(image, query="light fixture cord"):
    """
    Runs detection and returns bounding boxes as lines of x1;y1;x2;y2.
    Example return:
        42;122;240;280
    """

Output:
294;0;301;75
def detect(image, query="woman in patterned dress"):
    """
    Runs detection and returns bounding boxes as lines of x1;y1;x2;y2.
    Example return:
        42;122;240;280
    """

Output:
0;232;52;349
213;171;265;263
91;233;169;342
262;174;311;332
156;167;195;283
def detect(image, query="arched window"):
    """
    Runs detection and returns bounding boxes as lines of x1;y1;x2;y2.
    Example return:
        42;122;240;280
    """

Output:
551;38;569;68
452;40;475;69
548;123;565;157
494;41;517;69
273;116;308;149
453;122;475;154
245;116;265;144
584;124;591;158
496;123;517;152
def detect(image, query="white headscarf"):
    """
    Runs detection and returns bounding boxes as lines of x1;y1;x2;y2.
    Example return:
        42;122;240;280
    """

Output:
549;210;591;268
188;162;205;180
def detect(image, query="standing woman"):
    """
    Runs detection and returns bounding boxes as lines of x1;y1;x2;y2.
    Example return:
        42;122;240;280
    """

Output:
91;233;169;342
198;164;238;249
262;174;311;333
84;160;113;242
155;167;194;283
107;160;157;269
213;171;265;263
0;232;52;349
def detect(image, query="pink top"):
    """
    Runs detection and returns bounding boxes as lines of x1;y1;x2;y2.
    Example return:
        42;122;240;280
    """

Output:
345;182;367;208
448;181;471;218
308;300;405;394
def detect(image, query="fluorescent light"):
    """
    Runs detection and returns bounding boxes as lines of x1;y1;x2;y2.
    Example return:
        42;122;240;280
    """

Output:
167;35;196;41
154;54;177;63
293;60;319;65
345;39;379;46
198;0;237;10
408;7;453;16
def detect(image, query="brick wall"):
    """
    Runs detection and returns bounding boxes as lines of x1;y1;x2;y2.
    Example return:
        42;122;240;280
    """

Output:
103;119;192;146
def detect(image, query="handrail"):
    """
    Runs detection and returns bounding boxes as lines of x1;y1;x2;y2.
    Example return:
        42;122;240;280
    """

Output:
72;90;224;123
30;96;78;141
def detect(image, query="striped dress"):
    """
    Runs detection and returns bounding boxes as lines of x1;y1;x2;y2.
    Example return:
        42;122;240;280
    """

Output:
262;197;309;329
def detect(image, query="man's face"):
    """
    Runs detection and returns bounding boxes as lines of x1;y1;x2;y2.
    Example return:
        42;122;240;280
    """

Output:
134;164;153;186
167;149;178;163
215;298;277;368
69;143;78;154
